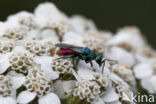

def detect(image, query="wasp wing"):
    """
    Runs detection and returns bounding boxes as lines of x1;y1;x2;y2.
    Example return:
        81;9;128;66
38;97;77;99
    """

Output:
55;43;84;54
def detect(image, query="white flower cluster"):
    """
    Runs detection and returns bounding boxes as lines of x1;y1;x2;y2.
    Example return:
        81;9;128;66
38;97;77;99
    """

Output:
24;66;53;97
25;40;47;56
104;26;156;94
73;80;101;102
110;64;136;88
82;31;112;54
93;72;110;88
0;75;12;97
0;38;14;54
72;61;135;104
9;49;35;74
3;26;28;40
51;57;73;74
0;1;155;104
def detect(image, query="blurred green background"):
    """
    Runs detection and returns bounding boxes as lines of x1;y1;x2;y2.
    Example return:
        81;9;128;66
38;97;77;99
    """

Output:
0;0;156;48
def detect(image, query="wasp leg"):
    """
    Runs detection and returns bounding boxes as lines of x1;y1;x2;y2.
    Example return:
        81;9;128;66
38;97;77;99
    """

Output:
90;62;93;67
102;58;118;74
103;59;118;64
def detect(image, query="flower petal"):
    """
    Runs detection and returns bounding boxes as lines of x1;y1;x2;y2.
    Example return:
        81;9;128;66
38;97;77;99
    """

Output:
77;60;108;80
17;91;36;104
93;98;105;104
39;93;60;104
0;53;11;74
72;69;82;81
107;26;145;51
35;2;68;29
150;75;156;92
53;80;76;99
0;96;16;104
53;81;65;99
101;88;119;102
110;73;124;83
7;71;24;77
102;88;119;102
78;67;94;80
63;31;83;45
104;46;135;67
141;75;156;93
11;76;26;89
34;56;59;80
63;80;76;91
134;63;153;79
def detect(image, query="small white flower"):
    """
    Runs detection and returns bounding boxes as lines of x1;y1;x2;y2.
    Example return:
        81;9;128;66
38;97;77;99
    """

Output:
40;29;60;43
115;82;133;103
63;31;83;45
104;46;136;67
17;65;60;104
25;39;47;56
83;31;112;54
51;56;74;74
70;15;97;34
2;22;28;40
35;2;70;36
7;11;38;30
134;58;156;93
107;26;146;53
0;37;15;54
0;75;24;104
110;64;136;87
73;80;101;103
92;72;111;88
9;46;35;74
0;75;13;97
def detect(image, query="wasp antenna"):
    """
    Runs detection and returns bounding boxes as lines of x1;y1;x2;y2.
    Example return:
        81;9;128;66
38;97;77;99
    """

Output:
101;58;118;74
102;58;118;64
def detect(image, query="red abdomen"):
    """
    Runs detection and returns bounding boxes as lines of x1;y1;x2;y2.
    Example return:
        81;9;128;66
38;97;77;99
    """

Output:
58;49;75;56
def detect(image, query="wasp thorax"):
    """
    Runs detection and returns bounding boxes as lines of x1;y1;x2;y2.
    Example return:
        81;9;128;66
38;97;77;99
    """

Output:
25;40;47;56
0;75;12;97
9;52;35;74
3;26;28;40
51;57;73;74
0;38;14;54
24;66;52;97
73;80;101;103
